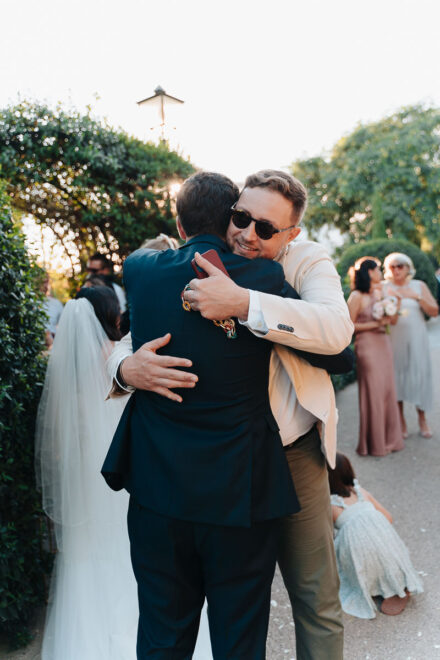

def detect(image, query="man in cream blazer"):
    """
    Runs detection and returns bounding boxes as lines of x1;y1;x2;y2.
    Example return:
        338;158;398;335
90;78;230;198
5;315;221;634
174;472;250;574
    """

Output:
109;170;353;660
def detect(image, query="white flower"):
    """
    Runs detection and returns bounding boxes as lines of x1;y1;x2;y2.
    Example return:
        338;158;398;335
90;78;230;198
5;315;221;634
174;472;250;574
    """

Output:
373;295;397;320
372;302;384;319
384;300;397;316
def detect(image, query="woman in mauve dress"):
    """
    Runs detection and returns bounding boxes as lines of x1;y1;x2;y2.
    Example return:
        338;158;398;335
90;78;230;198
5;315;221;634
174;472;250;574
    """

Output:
347;257;404;457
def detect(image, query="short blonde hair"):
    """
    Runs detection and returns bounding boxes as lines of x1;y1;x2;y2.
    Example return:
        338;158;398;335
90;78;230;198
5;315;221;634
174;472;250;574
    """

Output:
141;234;179;251
383;252;416;281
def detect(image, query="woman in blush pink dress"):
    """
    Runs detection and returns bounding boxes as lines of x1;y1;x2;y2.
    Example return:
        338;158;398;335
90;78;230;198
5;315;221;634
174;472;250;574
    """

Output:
347;257;404;456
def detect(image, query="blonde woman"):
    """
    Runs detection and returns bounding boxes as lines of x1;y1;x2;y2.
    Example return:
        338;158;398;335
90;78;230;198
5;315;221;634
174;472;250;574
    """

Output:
140;233;180;250
383;252;439;438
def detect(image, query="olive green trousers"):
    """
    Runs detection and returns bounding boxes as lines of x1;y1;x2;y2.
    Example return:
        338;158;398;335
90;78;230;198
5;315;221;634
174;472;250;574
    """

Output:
277;427;344;660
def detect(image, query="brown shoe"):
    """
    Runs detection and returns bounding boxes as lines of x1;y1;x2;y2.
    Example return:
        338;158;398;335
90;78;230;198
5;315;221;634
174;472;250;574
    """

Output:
380;591;410;615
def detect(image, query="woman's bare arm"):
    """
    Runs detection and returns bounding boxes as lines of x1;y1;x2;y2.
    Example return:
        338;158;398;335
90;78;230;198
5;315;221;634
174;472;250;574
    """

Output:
347;291;385;332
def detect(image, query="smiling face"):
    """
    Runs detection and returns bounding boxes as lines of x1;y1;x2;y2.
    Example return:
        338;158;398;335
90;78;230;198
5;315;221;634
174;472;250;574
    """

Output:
226;187;301;261
389;261;410;285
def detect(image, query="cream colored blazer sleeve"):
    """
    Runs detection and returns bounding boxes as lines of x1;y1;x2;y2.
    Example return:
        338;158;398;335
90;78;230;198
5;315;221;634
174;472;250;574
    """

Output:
255;241;353;354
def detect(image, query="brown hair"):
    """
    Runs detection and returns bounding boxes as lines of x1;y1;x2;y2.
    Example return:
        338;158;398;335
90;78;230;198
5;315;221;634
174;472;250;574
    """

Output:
348;256;381;292
243;169;307;223
328;452;356;498
176;172;239;237
75;286;122;342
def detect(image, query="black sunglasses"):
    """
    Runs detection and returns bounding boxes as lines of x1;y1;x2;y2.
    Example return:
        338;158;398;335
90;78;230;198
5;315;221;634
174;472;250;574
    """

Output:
230;206;297;241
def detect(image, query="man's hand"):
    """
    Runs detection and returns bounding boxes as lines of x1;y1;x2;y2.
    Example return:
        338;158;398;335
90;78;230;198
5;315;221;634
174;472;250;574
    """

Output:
183;252;250;321
120;333;198;403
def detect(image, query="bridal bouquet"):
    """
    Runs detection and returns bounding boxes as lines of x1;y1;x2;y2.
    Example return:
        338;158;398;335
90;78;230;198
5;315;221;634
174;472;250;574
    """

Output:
372;295;398;332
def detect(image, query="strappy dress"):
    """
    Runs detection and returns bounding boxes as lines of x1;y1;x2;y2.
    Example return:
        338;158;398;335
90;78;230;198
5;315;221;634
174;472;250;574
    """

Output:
355;296;403;455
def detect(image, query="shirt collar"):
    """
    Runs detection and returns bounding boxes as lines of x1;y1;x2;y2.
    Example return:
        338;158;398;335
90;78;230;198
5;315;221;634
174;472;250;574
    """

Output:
181;234;229;253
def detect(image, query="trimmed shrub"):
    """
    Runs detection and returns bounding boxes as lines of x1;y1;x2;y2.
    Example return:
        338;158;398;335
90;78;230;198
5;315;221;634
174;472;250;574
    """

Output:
336;239;437;298
0;180;50;647
331;356;357;393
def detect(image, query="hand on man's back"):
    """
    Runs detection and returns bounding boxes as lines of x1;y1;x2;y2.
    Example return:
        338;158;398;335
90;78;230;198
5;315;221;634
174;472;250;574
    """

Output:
121;333;198;403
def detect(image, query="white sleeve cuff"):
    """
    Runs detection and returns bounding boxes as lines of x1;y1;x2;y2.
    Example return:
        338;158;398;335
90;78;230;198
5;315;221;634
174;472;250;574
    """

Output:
106;355;135;399
114;357;135;393
238;290;269;335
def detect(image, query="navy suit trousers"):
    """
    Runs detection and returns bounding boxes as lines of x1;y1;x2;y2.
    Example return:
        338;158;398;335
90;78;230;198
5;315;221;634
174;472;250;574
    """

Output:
128;498;279;659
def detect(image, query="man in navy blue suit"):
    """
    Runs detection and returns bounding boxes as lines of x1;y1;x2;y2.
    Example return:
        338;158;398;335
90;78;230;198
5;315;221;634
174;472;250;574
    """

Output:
103;172;302;658
102;172;351;659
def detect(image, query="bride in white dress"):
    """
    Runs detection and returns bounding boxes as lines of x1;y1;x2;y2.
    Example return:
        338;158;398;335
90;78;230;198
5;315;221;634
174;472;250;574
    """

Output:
35;286;213;659
35;289;139;659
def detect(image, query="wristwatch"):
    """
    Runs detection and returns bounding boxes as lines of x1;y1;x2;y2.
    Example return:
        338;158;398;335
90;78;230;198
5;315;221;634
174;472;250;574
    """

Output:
115;358;130;391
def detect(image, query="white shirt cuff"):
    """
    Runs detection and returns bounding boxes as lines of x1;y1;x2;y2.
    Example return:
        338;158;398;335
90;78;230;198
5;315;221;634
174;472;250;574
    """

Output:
106;355;135;399
238;290;269;335
115;358;135;393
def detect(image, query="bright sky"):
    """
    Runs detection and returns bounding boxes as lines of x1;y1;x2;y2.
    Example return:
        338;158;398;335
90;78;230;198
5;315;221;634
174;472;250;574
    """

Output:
2;0;440;183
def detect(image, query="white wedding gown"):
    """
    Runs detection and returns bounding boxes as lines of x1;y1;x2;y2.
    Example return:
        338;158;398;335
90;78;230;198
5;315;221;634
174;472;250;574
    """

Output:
35;299;212;659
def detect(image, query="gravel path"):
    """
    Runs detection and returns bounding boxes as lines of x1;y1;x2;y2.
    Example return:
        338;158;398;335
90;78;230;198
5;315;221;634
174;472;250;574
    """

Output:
2;318;439;660
267;316;440;660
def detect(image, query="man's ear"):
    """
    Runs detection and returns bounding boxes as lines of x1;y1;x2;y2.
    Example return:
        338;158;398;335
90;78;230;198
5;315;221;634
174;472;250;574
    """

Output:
288;226;301;242
176;217;187;240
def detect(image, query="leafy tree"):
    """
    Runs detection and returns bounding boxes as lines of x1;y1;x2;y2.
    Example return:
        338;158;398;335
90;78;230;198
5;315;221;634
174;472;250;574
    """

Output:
371;192;387;240
0;180;50;648
0;101;194;272
292;105;440;258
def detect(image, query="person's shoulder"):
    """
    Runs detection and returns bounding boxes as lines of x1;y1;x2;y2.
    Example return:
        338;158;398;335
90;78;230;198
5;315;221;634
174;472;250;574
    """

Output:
225;252;283;274
287;239;331;261
283;240;334;278
347;289;362;304
288;238;329;253
124;247;162;271
224;253;284;291
410;279;427;294
126;247;158;263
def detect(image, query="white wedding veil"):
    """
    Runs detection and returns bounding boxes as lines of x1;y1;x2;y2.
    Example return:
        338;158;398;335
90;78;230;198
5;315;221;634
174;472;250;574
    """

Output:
36;298;138;659
35;298;127;547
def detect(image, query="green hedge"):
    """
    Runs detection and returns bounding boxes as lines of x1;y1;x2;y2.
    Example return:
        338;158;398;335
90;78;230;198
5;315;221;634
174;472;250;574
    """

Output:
0;181;51;648
336;238;437;298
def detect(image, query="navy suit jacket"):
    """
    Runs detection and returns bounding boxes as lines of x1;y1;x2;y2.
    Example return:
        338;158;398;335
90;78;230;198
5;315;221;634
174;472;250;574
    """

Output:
103;235;304;526
102;234;351;526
